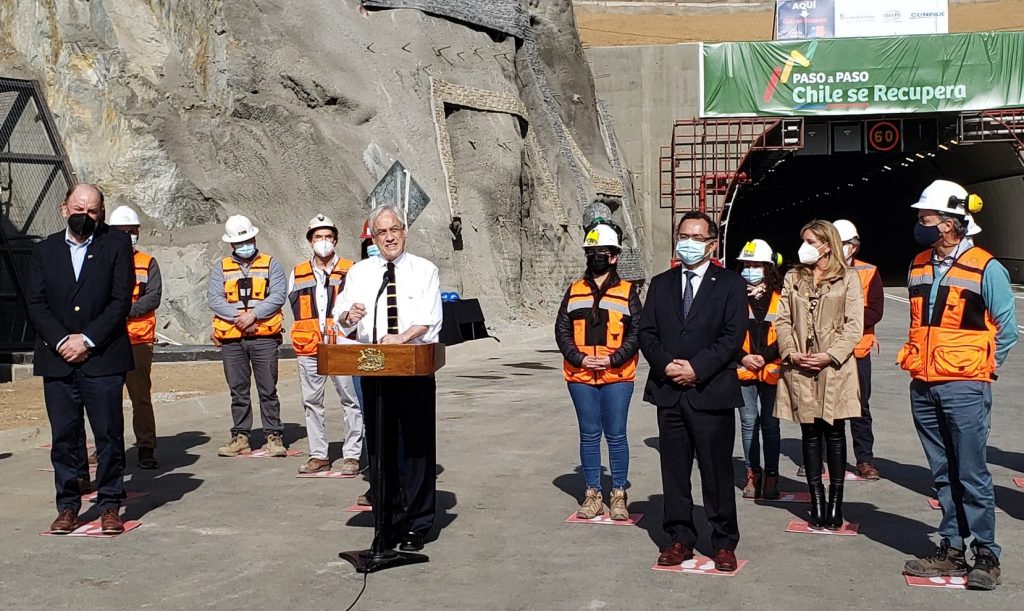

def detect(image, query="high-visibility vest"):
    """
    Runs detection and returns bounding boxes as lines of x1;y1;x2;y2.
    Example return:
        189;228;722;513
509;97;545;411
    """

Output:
288;258;353;356
737;291;782;385
127;251;157;345
897;246;997;382
852;259;879;358
562;278;638;385
212;253;284;340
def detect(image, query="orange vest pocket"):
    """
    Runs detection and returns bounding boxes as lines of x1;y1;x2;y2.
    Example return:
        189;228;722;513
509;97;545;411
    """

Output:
930;344;986;378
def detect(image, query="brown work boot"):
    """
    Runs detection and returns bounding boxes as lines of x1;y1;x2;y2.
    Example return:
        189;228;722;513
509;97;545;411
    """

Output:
49;509;79;534
903;539;969;577
967;548;1002;590
742;468;762;499
609;488;629;521
100;508;124;535
217;433;251;457
576;487;605;519
263;432;287;457
339;458;361;475
856;462;881;481
762;471;780;500
298;457;331;474
356;490;372;507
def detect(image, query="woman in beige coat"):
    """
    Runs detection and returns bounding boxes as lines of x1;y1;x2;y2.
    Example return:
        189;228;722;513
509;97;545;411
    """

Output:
775;220;863;530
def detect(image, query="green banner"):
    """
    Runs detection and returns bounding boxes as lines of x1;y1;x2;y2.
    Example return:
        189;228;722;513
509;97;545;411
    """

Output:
702;32;1024;117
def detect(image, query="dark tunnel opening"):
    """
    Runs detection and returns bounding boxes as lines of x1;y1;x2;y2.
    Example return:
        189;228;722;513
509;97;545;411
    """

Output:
722;115;1024;285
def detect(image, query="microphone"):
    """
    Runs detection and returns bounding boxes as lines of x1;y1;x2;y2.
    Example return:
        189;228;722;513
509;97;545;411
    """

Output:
371;267;392;344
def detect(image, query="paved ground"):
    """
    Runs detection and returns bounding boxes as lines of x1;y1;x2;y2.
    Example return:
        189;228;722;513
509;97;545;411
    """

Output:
1;290;1023;609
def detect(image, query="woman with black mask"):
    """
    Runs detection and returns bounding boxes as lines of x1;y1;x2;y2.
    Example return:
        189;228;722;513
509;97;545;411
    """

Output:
555;222;642;521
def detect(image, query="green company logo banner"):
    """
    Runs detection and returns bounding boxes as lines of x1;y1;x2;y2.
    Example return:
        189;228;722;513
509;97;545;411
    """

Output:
701;31;1024;117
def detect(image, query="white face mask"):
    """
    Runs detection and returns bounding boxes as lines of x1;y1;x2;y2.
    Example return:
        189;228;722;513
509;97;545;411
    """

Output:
312;239;335;258
130;234;139;247
798;242;823;265
842;243;854;262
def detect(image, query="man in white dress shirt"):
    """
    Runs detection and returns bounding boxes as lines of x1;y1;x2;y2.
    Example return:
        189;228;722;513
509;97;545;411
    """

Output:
333;204;443;552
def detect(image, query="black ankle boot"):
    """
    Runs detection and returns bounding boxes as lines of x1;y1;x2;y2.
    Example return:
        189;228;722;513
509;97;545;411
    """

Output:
809;483;827;528
826;483;844;530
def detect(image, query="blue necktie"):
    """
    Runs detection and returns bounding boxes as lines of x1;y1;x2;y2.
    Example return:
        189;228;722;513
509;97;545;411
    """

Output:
683;271;696;318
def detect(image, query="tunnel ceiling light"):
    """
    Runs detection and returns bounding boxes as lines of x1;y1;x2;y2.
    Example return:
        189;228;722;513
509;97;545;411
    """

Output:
915;153;926;159
939;144;949;150
883;165;892;171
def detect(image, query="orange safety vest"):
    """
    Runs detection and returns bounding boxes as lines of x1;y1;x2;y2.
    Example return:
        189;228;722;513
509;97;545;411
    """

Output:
562;278;638;385
127;251;157;345
897;246;998;382
737;291;782;385
852;259;879;358
212;253;284;340
288;258;353;356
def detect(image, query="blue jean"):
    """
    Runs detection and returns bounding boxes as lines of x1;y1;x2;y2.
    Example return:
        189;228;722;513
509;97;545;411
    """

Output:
739;382;780;473
567;382;633;489
910;380;999;558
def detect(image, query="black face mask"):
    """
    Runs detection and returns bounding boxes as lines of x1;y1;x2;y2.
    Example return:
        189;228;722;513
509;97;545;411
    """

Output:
67;213;98;238
914;222;942;247
585;250;612;275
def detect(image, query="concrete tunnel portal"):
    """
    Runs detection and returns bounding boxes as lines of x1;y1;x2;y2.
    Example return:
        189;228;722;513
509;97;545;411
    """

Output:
720;114;1024;284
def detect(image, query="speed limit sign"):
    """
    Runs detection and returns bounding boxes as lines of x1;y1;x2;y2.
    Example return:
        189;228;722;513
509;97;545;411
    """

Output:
868;120;901;153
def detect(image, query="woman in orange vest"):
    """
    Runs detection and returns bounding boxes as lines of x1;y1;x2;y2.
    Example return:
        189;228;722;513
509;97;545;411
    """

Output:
734;239;783;500
555;222;642;521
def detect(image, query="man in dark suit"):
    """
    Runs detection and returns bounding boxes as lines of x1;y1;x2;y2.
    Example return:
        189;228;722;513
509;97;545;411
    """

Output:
639;211;748;571
27;184;135;535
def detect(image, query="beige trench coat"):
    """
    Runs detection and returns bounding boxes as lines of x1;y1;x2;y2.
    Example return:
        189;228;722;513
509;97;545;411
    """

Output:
774;268;864;424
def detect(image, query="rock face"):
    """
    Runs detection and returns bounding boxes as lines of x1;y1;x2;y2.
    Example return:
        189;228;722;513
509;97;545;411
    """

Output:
0;0;640;342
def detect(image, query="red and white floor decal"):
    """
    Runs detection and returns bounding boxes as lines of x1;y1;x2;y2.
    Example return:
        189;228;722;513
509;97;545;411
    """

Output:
746;491;810;503
651;556;747;576
236;449;304;458
82;491;150;503
904;575;968;589
37;442;95;450
295;470;356;479
37;466;98;476
344;504;373;512
785;519;859;536
1013;477;1024;489
927;498;1002;512
41;520;142;538
564;512;644;526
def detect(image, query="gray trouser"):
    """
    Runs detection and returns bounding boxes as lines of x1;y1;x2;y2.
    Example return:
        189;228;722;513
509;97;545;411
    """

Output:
221;337;282;435
297;356;363;460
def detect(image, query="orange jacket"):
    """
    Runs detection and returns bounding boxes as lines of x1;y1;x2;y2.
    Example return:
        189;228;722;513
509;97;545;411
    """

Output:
737;291;781;385
560;278;639;385
852;260;879;358
127;251;157;345
288;259;353;356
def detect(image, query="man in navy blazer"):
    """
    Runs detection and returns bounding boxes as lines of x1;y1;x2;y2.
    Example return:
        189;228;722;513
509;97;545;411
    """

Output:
27;184;135;535
639;211;748;571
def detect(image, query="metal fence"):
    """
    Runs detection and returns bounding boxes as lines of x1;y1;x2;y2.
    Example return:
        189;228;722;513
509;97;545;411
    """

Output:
0;77;76;350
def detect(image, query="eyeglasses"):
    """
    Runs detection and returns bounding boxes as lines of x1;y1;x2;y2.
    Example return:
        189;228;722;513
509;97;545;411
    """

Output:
676;233;714;243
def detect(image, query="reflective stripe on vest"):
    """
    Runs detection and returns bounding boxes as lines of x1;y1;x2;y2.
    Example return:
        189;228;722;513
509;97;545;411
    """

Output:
288;259;352;356
212;253;283;340
127;251;157;344
897;246;997;382
563;278;638;385
737;291;782;385
853;260;879;358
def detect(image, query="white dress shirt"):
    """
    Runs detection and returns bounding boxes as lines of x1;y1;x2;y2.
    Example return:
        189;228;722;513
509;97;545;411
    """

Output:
287;255;341;334
333;251;442;344
680;259;712;302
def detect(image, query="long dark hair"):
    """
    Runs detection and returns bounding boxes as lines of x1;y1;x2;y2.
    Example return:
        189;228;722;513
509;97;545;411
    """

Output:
735;261;783;295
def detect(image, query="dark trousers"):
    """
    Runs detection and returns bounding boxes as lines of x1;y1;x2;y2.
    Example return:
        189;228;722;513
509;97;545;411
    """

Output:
44;371;126;512
850;355;874;464
361;375;436;538
657;400;739;551
125;343;157;448
220;337;282;435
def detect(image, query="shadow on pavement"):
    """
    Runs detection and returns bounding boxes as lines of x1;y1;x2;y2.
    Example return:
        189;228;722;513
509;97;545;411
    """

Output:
988;445;1024;473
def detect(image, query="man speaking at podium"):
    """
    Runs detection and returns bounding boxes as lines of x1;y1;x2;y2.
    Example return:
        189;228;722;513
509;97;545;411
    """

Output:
333;204;443;552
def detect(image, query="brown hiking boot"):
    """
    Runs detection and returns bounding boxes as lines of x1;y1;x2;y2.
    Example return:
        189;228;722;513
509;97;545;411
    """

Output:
100;508;124;535
742;468;762;499
339;458;361;475
903;539;969;577
609;488;629;521
263;432;287;457
298;457;331;474
49;509;79;534
967;548;1001;590
856;462;881;480
217;433;252;457
356;491;372;507
762;472;780;500
576;487;605;519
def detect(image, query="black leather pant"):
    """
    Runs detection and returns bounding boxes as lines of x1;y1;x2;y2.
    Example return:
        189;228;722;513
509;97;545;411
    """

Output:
801;418;847;484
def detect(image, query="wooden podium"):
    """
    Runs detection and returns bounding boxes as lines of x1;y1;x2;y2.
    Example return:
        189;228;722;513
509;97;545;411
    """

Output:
317;342;445;573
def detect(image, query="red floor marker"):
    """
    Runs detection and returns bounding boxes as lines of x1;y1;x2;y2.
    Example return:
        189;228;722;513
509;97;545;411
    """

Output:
904;575;968;589
81;491;150;503
564;512;644;526
747;491;810;504
37;466;98;476
928;498;1002;513
237;449;304;458
785;519;859;536
651;556;747;576
295;470;356;479
37;442;95;450
344;504;373;512
1014;477;1024;489
41;520;142;538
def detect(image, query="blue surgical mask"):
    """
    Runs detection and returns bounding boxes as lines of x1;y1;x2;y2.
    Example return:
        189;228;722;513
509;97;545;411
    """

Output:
366;244;381;257
741;267;764;285
675;239;709;266
234;243;256;259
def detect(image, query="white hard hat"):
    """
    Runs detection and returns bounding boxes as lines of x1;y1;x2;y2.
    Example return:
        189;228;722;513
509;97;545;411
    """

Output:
109;205;140;226
833;219;858;242
306;213;337;240
912;180;983;217
222;214;259;243
583;224;620;249
736;239;775;263
965;213;982;236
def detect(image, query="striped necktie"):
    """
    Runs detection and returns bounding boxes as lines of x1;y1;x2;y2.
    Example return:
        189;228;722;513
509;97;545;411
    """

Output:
386;261;399;334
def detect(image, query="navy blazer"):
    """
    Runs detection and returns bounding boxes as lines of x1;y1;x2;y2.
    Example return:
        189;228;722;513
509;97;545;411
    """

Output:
27;225;136;377
638;264;748;410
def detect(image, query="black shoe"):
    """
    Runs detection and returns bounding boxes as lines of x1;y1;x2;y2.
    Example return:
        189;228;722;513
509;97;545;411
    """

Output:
825;484;844;530
967;548;1001;590
808;484;826;528
138;448;158;470
399;532;424;552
